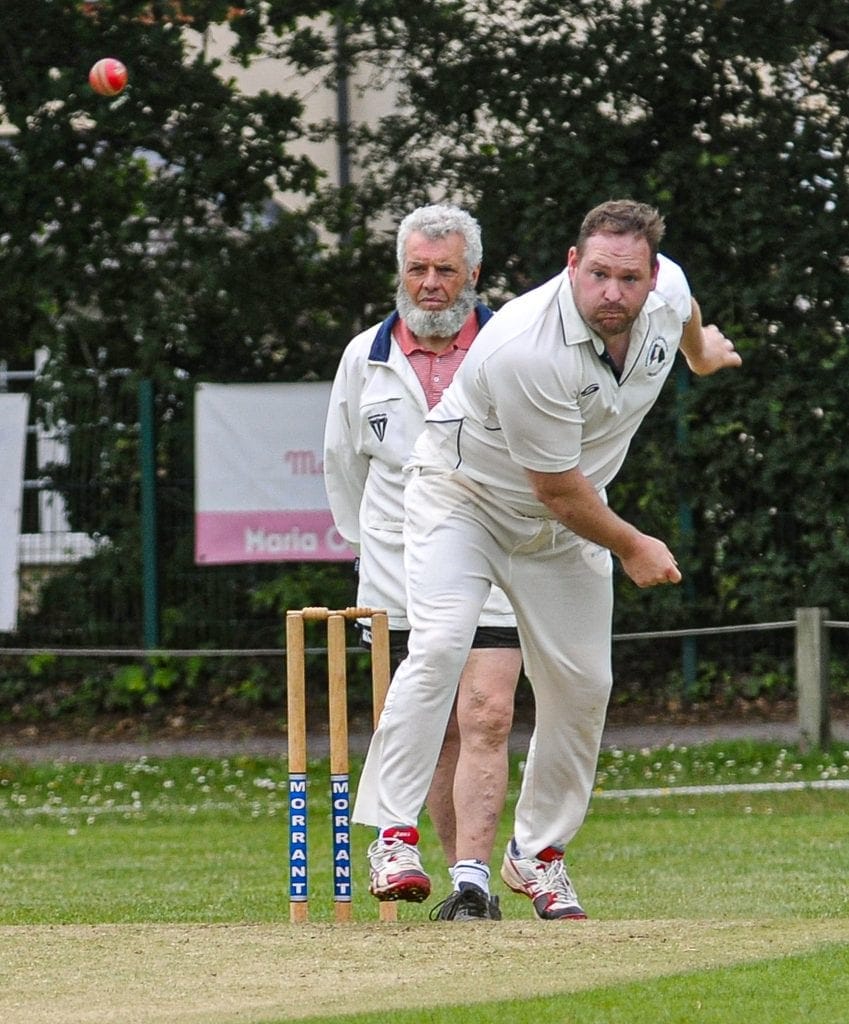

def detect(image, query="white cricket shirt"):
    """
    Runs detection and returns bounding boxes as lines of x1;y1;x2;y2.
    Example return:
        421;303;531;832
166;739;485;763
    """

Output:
417;256;691;517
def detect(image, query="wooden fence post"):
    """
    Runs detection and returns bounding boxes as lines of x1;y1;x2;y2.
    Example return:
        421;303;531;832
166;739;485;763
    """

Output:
795;606;830;750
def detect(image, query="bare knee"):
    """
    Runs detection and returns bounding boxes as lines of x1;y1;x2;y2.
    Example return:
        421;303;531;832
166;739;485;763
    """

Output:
455;648;520;749
457;685;514;749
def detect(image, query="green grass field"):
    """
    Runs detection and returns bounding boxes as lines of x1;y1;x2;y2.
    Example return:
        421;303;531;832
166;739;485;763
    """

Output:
2;740;848;1023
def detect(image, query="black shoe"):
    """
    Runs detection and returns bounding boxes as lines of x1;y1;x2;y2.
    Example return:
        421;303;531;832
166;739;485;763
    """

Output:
429;883;502;921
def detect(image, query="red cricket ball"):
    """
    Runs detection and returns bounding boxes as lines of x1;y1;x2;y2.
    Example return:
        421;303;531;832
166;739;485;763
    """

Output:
89;58;128;97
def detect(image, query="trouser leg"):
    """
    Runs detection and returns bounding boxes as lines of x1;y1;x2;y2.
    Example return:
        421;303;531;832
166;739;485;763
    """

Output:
352;471;493;828
505;536;613;855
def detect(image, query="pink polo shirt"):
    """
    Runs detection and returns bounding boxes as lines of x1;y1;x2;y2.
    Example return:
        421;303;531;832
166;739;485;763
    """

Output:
394;312;480;411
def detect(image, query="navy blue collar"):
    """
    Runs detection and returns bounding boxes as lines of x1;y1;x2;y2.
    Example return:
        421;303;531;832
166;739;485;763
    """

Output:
367;303;494;362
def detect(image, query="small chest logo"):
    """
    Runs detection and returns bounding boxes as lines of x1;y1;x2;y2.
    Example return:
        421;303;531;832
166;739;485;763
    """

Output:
368;413;388;442
645;337;670;377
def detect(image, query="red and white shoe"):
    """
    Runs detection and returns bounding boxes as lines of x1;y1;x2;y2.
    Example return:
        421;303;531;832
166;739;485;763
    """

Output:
367;826;431;902
500;838;587;920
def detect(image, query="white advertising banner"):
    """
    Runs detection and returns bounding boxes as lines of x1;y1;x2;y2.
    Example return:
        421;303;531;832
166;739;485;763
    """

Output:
194;382;352;564
0;393;29;631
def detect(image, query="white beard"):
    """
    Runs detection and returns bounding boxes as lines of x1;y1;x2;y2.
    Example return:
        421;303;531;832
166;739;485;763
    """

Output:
395;282;478;338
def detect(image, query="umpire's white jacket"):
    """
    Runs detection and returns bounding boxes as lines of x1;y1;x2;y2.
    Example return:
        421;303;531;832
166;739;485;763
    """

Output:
324;305;516;631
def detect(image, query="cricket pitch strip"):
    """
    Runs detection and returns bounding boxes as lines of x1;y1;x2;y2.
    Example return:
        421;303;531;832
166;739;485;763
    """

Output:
4;918;848;1024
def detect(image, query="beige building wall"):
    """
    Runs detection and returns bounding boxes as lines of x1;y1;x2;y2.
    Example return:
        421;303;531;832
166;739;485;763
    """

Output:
199;19;399;193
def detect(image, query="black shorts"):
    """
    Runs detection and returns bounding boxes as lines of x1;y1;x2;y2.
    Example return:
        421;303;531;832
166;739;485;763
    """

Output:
358;623;520;666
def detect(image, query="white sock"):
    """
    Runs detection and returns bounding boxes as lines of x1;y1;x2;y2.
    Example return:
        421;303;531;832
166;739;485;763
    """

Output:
451;859;490;895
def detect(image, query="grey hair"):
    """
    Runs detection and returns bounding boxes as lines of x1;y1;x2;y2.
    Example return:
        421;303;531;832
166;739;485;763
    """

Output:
396;204;483;274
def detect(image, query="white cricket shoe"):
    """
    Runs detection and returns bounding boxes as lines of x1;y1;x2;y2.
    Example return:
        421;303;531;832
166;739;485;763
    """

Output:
367;826;431;902
500;838;587;920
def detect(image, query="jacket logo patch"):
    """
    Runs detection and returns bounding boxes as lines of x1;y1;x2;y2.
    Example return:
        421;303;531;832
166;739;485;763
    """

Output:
646;337;670;377
580;383;600;396
368;413;388;441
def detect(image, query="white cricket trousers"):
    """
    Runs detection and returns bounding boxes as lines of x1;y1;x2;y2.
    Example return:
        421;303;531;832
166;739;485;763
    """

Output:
352;466;614;857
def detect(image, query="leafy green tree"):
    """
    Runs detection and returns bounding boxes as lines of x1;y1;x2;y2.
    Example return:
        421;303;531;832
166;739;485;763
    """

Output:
0;0;390;655
291;0;849;633
5;0;849;714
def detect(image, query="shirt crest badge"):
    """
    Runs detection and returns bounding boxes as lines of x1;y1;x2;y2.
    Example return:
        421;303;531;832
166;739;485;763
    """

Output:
368;413;388;441
645;337;670;377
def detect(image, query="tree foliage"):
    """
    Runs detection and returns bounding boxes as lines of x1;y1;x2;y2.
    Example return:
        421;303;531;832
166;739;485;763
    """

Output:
0;0;395;380
293;0;849;627
0;0;391;658
2;1;849;703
